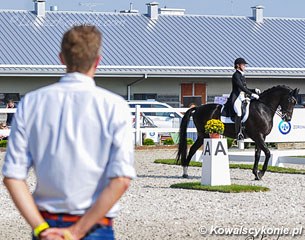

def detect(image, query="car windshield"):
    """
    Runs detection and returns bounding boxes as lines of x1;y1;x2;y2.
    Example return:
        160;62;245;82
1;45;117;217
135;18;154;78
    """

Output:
128;102;181;118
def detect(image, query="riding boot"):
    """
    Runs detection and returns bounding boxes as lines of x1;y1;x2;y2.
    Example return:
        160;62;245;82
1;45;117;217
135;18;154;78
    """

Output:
235;116;244;140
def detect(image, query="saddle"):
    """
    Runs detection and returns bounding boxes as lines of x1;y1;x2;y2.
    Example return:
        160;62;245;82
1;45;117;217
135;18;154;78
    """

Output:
220;98;250;124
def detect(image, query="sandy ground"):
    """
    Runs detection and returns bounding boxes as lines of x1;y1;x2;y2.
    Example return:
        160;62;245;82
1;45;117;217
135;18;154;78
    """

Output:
1;149;305;240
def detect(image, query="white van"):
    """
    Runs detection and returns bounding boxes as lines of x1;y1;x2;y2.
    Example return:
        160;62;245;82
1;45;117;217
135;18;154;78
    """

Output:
127;100;182;128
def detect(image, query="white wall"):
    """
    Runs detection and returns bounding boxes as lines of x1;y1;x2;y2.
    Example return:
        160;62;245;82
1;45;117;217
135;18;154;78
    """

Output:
0;77;58;96
203;78;304;97
95;77;129;96
1;76;304;101
95;77;182;96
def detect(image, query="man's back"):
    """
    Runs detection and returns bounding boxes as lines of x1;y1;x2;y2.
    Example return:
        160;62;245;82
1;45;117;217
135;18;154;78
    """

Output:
3;25;135;240
4;72;135;216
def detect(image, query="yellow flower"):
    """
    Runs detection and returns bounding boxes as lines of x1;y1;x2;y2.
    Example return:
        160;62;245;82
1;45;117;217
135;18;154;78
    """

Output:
204;119;224;134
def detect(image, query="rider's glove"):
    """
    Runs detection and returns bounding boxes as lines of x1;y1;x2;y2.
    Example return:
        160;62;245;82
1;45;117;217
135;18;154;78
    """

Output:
251;93;259;99
255;88;261;94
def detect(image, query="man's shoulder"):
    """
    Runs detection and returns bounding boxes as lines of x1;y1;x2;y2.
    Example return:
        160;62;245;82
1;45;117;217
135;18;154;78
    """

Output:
94;86;126;104
23;82;127;107
93;87;130;118
22;83;58;100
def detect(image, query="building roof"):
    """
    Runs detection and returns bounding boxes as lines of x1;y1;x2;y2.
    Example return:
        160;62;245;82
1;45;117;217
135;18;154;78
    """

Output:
1;9;305;77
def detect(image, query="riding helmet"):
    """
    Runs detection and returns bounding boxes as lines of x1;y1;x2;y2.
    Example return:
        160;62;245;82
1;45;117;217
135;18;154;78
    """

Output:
234;58;248;65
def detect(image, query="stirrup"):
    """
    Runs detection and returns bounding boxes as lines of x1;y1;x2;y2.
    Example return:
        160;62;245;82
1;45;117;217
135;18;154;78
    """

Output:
237;132;244;141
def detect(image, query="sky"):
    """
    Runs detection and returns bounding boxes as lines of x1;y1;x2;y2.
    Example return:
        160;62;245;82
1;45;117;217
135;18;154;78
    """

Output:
2;0;305;18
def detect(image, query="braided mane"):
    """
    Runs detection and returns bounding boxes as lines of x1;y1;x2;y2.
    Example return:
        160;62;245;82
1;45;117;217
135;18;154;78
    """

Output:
260;85;292;98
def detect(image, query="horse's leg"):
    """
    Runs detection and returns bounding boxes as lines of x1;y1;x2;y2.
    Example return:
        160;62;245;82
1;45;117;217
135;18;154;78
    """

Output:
259;148;271;179
255;136;270;180
182;136;204;178
253;145;261;180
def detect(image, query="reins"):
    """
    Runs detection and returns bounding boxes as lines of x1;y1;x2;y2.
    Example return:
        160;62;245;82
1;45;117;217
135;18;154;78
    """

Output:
256;94;296;120
256;99;283;119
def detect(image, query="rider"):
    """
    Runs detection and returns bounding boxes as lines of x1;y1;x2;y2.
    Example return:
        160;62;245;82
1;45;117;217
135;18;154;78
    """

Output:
229;58;260;140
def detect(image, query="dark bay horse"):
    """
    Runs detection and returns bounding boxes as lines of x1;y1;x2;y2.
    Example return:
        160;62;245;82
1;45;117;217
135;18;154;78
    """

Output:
177;85;299;180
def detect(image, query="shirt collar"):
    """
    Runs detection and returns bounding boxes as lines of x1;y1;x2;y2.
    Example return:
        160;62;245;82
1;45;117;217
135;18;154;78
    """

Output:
60;72;96;86
237;69;245;76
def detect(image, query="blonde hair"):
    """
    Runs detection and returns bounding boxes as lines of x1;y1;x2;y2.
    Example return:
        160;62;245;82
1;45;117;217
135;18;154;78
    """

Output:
61;25;102;73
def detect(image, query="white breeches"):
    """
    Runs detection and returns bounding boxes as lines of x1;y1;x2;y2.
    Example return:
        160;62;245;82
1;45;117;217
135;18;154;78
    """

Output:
234;92;246;117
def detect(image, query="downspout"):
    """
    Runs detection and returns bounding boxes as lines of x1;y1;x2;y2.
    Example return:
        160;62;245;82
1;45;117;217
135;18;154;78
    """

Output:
127;74;148;100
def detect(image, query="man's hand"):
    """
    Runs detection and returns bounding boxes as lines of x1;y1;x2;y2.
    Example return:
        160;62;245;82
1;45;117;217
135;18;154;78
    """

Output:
40;227;79;240
251;93;259;100
39;231;65;240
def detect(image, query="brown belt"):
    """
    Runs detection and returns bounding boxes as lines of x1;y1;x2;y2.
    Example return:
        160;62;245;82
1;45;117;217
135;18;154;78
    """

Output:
40;211;113;227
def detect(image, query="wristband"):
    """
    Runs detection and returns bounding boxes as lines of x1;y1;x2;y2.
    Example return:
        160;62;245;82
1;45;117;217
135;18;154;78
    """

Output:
34;221;50;237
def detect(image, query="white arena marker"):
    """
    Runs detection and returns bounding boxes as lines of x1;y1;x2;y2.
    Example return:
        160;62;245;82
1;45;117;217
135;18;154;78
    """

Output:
201;138;231;186
191;149;203;162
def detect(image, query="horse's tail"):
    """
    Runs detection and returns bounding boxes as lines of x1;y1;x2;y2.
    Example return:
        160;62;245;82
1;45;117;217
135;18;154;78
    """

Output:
177;107;196;166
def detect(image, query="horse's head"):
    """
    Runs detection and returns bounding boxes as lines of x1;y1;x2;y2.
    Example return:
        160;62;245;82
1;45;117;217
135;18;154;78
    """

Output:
279;88;299;122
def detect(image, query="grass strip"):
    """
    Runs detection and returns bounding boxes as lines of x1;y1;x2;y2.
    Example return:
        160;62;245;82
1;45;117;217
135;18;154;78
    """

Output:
170;182;269;193
154;159;305;174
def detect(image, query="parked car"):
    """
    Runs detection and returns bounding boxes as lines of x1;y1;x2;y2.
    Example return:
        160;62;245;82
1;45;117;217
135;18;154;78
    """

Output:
127;100;183;128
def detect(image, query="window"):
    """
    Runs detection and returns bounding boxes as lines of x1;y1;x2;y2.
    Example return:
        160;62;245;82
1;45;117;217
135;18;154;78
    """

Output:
133;93;157;100
181;83;206;106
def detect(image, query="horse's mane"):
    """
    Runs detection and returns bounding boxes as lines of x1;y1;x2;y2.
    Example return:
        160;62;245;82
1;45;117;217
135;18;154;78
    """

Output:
260;85;292;98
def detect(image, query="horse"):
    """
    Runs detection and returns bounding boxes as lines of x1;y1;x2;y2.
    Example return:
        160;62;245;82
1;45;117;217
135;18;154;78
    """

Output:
177;85;299;180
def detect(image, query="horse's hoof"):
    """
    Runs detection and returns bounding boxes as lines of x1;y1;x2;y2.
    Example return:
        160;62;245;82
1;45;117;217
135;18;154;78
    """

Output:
253;172;261;180
182;174;189;178
258;171;264;179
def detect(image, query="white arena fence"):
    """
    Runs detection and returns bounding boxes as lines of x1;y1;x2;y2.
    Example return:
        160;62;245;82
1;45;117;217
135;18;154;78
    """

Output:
0;108;16;137
1;107;305;166
1;107;305;146
130;106;195;146
131;106;305;146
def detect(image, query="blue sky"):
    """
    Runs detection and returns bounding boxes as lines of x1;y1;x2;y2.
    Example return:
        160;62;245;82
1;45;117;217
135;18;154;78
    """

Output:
1;0;305;18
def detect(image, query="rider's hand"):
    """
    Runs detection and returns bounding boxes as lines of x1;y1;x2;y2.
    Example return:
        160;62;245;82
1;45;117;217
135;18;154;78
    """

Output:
251;93;259;100
255;88;261;94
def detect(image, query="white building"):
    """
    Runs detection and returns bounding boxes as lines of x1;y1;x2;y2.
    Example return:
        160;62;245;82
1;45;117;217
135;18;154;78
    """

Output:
1;1;305;106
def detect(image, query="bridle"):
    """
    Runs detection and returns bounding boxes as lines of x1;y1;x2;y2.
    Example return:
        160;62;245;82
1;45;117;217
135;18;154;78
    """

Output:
280;95;297;120
275;95;297;120
258;94;297;120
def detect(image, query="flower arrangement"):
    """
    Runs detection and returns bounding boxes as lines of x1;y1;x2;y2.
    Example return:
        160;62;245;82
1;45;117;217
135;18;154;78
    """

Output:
204;119;224;135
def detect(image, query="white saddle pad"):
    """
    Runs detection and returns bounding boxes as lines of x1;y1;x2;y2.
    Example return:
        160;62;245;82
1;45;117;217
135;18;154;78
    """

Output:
220;103;250;124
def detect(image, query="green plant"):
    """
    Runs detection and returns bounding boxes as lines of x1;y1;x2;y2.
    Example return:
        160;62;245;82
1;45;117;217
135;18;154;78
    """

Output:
0;140;8;147
204;119;224;134
226;137;234;148
143;138;155;146
163;138;174;145
186;138;194;145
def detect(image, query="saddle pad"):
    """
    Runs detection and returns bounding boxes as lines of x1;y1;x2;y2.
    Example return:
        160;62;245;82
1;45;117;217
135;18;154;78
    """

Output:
220;103;250;124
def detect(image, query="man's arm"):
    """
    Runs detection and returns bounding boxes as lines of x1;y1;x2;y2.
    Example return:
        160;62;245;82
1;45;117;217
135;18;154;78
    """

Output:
3;177;47;229
41;177;131;239
2;98;58;239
